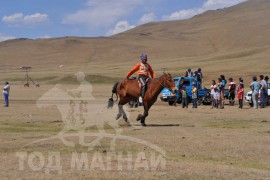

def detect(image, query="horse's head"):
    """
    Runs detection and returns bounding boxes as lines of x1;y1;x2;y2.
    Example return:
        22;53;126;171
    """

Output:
162;73;176;94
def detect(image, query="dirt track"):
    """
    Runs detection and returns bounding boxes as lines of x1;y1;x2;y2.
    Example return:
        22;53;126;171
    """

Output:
0;84;270;179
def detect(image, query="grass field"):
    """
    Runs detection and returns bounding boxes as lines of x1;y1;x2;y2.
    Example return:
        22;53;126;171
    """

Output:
0;81;269;179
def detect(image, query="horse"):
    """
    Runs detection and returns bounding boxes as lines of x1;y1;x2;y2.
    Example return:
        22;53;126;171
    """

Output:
108;73;176;126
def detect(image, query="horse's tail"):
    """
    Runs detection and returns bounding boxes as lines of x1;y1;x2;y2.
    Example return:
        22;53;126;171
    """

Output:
107;82;119;108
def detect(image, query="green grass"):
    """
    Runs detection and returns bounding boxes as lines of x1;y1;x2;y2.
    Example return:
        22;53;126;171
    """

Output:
50;74;120;84
85;75;120;84
36;76;58;81
0;122;62;133
1;74;120;85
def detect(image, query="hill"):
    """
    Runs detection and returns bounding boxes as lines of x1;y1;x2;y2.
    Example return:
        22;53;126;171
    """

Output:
0;0;269;82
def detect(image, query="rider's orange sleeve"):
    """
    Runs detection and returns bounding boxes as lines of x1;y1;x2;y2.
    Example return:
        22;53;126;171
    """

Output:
126;63;140;78
149;65;156;78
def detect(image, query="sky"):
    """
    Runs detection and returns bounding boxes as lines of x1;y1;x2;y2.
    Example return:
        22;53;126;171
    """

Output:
0;0;247;41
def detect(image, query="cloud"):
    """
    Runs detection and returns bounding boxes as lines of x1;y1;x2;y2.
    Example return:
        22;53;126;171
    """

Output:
62;0;144;28
138;13;156;25
0;33;16;42
162;0;247;21
163;9;203;21
106;21;135;36
2;13;49;26
39;35;51;39
203;0;247;10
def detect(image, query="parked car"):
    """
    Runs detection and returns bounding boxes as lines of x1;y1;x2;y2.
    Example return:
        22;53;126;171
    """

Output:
245;91;253;106
160;76;210;105
245;82;270;106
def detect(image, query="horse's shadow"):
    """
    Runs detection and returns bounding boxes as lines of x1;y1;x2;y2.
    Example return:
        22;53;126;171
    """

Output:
130;123;180;127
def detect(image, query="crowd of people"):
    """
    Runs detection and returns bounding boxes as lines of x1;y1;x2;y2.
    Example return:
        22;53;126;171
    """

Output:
211;75;269;109
184;68;269;109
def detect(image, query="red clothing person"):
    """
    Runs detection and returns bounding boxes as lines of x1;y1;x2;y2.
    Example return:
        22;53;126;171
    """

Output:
237;85;244;109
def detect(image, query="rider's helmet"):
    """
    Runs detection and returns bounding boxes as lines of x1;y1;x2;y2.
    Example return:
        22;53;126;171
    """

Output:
141;54;147;62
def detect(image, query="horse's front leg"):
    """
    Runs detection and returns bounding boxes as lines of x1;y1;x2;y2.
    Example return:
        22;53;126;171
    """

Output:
139;102;150;126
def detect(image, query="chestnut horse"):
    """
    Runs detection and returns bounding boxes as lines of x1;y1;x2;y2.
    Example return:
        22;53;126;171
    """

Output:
108;73;176;126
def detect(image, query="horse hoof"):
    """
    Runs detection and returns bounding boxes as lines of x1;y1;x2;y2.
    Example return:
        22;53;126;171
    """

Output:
136;114;142;121
123;116;128;122
141;123;146;127
116;114;122;120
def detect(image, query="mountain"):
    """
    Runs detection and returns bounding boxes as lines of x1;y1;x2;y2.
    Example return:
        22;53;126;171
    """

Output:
0;0;269;80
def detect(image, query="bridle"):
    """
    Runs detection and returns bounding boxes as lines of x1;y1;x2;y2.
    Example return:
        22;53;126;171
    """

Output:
156;75;174;92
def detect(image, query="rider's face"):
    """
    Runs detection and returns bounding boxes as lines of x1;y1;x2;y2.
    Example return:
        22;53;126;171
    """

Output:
141;59;147;64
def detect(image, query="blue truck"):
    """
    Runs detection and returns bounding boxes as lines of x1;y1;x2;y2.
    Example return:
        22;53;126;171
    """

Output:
160;76;211;105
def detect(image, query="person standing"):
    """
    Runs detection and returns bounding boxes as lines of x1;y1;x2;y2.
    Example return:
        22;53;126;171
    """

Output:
192;84;197;108
195;68;203;89
220;75;227;109
264;76;269;85
181;85;188;108
250;76;261;109
185;68;193;77
236;78;244;91
173;78;184;106
213;88;219;109
265;76;269;105
217;78;223;109
210;80;217;109
259;75;267;108
228;78;236;106
237;83;244;109
3;82;10;107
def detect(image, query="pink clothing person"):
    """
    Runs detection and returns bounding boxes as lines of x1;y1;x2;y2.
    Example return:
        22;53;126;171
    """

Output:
237;84;244;109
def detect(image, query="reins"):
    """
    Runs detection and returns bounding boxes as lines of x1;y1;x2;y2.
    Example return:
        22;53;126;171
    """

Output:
154;75;171;90
145;76;168;98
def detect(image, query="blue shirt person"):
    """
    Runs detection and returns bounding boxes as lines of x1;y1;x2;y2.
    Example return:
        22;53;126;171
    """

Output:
3;82;10;107
250;76;261;109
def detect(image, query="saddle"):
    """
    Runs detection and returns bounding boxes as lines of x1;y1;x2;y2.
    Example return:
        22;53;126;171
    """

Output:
128;77;149;95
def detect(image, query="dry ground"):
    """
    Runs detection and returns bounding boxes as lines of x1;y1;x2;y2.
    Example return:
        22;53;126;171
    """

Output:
0;82;270;180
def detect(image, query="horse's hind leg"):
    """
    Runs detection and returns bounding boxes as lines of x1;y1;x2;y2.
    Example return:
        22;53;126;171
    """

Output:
116;97;130;125
119;105;128;121
116;105;123;120
116;99;124;120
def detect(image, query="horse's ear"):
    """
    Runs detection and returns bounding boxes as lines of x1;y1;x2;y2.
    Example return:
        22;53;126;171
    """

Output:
162;68;166;73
